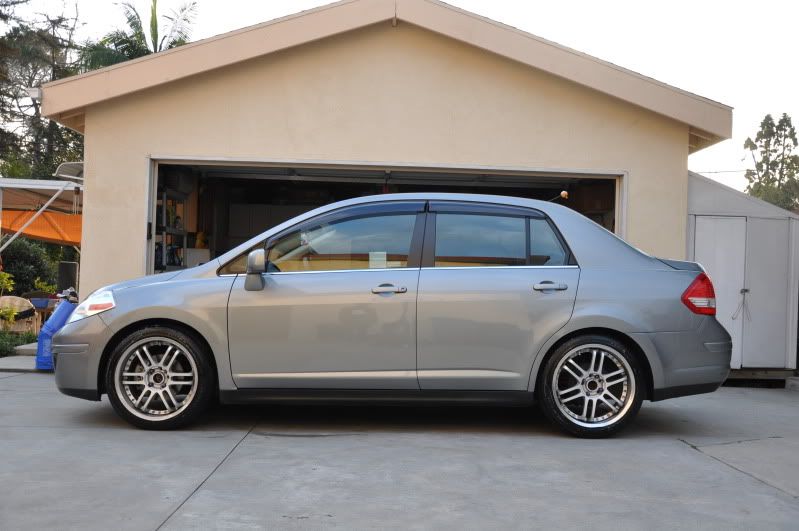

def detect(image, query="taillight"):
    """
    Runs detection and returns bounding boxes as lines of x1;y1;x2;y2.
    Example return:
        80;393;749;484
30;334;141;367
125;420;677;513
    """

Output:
681;272;716;315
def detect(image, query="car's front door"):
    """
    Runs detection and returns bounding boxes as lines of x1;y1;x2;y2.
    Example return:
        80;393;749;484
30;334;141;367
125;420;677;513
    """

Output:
417;202;580;390
227;201;425;389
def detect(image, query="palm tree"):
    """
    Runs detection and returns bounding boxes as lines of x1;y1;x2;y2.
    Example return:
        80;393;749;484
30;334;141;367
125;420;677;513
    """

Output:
80;0;197;71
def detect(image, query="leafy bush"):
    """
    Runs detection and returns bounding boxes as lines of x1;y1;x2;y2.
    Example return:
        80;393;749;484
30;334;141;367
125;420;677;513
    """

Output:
0;271;13;296
1;238;56;295
34;277;57;294
0;307;16;326
0;331;37;357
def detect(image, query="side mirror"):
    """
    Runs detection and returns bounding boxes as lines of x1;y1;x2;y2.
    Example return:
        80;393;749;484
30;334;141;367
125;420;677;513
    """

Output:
244;249;266;291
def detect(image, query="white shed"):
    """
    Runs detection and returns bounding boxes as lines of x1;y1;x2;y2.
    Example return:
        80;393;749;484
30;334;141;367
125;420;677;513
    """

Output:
687;171;799;371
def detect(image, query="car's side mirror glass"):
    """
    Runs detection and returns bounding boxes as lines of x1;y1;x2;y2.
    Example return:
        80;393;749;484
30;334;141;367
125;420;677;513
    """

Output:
244;249;266;291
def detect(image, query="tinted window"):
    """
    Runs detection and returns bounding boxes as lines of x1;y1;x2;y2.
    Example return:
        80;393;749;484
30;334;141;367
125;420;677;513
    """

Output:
530;218;568;266
434;214;525;267
267;214;417;272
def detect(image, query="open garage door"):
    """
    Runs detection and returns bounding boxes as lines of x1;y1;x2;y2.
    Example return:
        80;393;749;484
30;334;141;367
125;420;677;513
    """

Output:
148;162;619;273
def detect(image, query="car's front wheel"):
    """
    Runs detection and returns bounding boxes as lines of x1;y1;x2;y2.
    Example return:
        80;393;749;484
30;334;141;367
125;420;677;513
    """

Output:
105;326;214;429
538;335;643;438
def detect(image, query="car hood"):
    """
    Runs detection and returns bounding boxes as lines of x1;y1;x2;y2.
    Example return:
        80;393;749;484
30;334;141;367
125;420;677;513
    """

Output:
104;271;183;293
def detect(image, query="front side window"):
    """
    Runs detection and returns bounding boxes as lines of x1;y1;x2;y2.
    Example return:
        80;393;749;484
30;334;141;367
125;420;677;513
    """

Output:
266;214;417;272
434;214;526;267
218;243;263;275
529;218;568;266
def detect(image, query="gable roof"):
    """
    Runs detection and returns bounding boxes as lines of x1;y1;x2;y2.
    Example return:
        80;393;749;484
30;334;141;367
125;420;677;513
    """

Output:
42;0;732;152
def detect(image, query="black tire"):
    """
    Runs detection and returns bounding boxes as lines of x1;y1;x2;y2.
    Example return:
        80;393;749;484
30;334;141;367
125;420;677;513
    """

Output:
537;334;643;438
105;326;215;430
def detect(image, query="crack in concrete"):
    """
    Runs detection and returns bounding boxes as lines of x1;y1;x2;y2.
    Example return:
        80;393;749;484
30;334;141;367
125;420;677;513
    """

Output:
155;424;256;530
695;436;784;448
678;438;798;500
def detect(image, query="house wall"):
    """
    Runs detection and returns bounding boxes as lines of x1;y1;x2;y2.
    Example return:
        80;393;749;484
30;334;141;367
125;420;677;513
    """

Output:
81;22;688;295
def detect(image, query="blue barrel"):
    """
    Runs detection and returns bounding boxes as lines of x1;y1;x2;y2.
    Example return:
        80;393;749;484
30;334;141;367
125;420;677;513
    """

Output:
36;301;77;371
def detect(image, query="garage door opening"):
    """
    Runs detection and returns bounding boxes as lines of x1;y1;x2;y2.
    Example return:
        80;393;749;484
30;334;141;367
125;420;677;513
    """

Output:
149;163;618;273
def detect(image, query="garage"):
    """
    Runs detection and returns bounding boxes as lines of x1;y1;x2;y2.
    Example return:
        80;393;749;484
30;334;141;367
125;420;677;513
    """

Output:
39;0;732;297
151;162;618;272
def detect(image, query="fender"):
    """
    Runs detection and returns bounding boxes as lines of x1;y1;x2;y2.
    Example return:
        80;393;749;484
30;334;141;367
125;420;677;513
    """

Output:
525;313;665;394
100;275;238;391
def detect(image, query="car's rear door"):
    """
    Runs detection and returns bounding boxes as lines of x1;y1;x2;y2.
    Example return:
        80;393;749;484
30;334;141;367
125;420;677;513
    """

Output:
227;201;426;389
417;202;579;390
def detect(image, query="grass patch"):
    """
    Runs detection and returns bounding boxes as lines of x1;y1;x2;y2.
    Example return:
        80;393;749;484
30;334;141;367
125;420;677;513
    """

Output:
0;331;37;357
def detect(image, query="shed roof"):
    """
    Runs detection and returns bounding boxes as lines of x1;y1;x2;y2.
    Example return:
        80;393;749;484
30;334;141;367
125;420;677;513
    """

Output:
688;171;799;220
42;0;732;152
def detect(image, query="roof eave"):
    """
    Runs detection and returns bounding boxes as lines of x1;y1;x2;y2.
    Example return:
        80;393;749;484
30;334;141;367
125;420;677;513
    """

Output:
42;0;733;143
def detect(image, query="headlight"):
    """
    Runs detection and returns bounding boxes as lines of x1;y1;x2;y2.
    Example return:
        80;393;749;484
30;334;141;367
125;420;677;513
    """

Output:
67;290;116;323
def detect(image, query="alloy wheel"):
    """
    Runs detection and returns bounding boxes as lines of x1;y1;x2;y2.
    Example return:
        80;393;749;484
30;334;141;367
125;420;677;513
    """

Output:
113;337;198;421
551;343;636;428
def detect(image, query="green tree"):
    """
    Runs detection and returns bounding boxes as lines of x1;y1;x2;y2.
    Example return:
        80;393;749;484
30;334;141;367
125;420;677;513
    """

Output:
1;238;56;295
744;113;799;211
0;0;28;87
0;8;83;178
80;0;197;70
0;1;29;159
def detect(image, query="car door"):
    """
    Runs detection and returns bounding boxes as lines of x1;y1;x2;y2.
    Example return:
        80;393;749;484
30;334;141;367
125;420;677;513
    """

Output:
227;201;426;389
417;202;579;390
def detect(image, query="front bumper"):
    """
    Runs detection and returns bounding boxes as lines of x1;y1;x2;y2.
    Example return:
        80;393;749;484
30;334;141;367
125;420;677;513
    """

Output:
633;317;732;401
52;314;113;401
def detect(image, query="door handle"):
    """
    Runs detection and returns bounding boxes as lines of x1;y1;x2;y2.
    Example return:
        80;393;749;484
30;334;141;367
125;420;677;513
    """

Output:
533;282;568;292
371;284;407;294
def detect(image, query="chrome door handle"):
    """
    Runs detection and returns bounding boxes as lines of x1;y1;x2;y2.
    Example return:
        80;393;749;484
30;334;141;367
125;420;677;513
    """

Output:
533;282;568;291
371;284;407;294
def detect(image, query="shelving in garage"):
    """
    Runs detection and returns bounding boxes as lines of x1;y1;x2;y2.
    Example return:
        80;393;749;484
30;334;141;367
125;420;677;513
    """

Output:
154;189;188;272
149;162;619;273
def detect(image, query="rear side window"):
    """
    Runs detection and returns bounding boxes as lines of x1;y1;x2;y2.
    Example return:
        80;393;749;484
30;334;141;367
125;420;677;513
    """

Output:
530;218;568;266
267;214;417;272
434;214;526;267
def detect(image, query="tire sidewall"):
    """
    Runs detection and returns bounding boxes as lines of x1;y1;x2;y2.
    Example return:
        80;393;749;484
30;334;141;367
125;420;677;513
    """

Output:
538;334;643;438
105;326;214;430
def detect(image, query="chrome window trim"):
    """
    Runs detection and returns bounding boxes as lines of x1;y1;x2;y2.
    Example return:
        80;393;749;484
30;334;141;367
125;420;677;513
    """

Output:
224;265;577;276
421;265;579;271
267;267;420;276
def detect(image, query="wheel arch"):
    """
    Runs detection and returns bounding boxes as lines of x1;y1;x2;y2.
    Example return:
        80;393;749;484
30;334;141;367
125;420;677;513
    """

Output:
97;318;219;395
529;327;655;400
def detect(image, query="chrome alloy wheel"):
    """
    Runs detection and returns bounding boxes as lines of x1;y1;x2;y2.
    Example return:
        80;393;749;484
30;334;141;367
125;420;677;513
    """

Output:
551;344;636;428
113;337;198;421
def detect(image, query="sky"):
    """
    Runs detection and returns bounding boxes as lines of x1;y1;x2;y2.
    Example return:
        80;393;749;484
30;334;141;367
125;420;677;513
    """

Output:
17;0;799;191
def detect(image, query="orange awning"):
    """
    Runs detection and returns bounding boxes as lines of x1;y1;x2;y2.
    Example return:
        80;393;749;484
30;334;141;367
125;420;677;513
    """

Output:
1;209;82;246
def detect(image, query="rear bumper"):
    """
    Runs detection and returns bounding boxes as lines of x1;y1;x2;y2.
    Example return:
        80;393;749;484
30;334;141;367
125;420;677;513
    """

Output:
632;317;732;401
651;382;723;401
52;315;111;401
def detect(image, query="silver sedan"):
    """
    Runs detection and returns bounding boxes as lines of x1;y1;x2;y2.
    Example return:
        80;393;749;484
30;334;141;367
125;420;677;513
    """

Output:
52;194;731;437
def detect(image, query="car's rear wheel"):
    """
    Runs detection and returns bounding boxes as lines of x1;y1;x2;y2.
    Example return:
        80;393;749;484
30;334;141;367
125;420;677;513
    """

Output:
538;335;643;438
105;326;214;430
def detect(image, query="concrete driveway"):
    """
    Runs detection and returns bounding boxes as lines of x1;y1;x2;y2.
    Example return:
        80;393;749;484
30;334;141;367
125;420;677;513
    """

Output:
1;372;798;530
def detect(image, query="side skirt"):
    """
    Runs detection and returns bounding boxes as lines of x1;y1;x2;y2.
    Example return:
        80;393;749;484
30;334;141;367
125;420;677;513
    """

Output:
219;389;535;407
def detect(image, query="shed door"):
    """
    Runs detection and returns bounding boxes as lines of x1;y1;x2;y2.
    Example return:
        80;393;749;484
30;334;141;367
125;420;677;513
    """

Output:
742;218;790;368
694;216;746;368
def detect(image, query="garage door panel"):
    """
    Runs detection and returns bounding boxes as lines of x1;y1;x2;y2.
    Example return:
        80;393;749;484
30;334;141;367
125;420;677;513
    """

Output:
743;218;790;368
694;216;746;369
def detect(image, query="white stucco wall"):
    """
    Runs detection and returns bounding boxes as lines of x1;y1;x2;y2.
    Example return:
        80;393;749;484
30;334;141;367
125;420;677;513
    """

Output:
80;22;688;294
